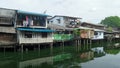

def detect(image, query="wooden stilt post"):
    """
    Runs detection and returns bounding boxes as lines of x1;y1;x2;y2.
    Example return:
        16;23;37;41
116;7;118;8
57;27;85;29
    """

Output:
50;43;53;56
78;40;80;52
87;39;88;50
38;44;40;52
84;39;86;50
90;39;92;49
75;40;77;52
38;44;40;56
21;44;23;60
3;47;5;56
34;45;36;51
62;41;64;53
21;44;23;53
80;39;81;50
77;40;78;52
14;45;16;53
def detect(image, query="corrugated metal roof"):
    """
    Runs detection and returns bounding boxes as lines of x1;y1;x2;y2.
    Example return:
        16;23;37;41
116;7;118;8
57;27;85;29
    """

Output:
82;22;104;27
17;28;54;32
17;10;49;17
78;26;93;30
49;15;82;20
94;29;105;32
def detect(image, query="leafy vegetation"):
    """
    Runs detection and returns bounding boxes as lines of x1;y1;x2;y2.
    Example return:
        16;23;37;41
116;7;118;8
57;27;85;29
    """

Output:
101;16;120;27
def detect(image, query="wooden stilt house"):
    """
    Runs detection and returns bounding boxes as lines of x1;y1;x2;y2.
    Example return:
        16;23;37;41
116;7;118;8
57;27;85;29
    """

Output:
74;27;94;39
48;24;74;42
15;10;54;44
0;8;16;46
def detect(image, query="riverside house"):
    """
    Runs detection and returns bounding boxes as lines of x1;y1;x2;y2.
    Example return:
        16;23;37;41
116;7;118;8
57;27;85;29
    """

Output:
81;22;105;40
74;27;94;39
0;8;16;46
92;29;104;40
16;10;54;44
48;15;81;28
48;24;74;42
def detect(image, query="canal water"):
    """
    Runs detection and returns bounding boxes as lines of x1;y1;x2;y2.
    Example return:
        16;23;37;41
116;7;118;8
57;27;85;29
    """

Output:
0;40;120;68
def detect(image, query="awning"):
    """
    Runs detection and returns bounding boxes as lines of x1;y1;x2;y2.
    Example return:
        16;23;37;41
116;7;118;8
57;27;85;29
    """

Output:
17;10;49;17
17;28;54;32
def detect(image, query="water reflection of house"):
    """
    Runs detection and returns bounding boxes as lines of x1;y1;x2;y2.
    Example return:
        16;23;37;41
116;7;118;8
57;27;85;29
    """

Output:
48;15;81;28
19;57;53;68
0;8;16;46
91;47;105;53
91;47;106;57
80;51;94;62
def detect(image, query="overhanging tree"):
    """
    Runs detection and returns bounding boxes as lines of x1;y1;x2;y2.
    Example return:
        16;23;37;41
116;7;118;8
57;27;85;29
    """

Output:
100;16;120;27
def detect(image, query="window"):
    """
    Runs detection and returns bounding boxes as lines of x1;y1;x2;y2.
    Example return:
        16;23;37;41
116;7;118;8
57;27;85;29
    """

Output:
99;32;101;35
24;32;32;38
0;17;13;25
50;21;53;23
17;15;46;27
56;19;61;24
41;32;47;38
94;32;98;35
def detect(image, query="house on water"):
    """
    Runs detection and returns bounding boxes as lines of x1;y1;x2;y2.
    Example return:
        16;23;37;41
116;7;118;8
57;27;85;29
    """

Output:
0;8;16;46
16;10;54;45
81;22;105;40
48;24;74;42
92;29;104;40
74;27;94;39
48;15;82;28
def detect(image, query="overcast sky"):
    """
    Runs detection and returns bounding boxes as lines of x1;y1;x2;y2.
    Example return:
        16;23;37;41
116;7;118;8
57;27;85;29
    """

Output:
0;0;120;23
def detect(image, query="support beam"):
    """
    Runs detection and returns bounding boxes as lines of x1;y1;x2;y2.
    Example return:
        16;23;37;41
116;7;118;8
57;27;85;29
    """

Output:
77;40;79;52
83;39;86;50
80;39;81;50
62;41;64;53
50;43;53;56
90;39;92;49
3;47;6;56
38;44;40;52
14;44;16;53
21;44;23;53
87;39;89;50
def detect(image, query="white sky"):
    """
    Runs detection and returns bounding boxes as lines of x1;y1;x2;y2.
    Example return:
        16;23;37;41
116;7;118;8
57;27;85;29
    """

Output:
0;0;120;23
